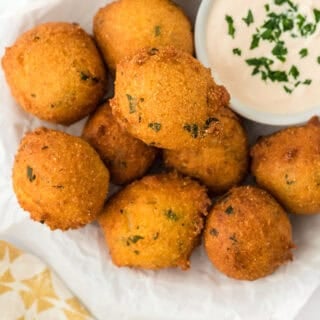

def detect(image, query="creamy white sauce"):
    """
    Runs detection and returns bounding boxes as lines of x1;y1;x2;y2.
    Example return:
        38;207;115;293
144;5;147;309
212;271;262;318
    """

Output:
207;0;320;115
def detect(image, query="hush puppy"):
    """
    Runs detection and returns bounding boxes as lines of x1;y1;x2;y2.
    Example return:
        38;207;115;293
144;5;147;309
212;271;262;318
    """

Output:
251;117;320;215
204;186;294;280
2;22;107;125
82;101;157;185
164;113;248;194
98;173;210;270
12;127;110;230
93;0;193;70
111;46;230;150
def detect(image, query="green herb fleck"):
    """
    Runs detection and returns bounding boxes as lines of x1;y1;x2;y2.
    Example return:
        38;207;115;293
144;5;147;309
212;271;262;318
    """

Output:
250;33;260;50
225;206;234;215
148;122;161;132
27;166;36;182
283;85;293;94
225;15;236;38
243;9;254;26
233;48;242;56
205;117;219;128
229;234;238;243
52;185;64;189
126;94;137;113
317;56;320;64
299;48;308;58
272;41;288;62
210;228;219;237
314;9;320;23
289;65;299;79
148;47;159;55
265;4;270;12
127;235;144;245
134;250;140;255
154;25;161;36
285;174;295;185
183;124;199;138
165;209;179;221
80;72;89;81
303;79;312;85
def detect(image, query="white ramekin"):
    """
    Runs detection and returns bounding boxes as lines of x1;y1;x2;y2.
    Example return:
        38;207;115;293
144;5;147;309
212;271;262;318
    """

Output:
195;0;320;126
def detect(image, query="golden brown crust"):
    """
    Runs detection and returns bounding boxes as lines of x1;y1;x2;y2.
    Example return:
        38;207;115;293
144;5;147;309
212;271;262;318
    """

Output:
12;127;110;230
82;101;157;185
164;116;249;194
111;46;230;150
204;186;294;280
251;117;320;214
2;22;107;125
93;0;193;70
98;173;211;270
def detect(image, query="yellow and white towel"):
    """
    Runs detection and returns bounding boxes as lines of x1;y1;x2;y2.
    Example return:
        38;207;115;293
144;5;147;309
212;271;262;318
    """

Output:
0;241;93;320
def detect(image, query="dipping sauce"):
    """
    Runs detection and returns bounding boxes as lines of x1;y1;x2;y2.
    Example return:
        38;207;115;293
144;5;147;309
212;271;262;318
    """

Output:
207;0;320;115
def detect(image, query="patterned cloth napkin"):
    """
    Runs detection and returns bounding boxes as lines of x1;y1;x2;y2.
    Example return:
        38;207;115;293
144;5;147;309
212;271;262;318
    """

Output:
0;241;94;320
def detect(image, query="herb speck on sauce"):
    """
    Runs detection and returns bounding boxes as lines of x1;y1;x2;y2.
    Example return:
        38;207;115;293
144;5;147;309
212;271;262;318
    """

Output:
210;228;219;237
233;48;242;56
183;124;199;138
127;235;144;246
242;9;254;26
225;15;236;38
299;48;308;58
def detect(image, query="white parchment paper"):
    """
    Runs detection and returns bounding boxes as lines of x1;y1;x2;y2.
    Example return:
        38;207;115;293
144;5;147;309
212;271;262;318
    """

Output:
1;1;320;319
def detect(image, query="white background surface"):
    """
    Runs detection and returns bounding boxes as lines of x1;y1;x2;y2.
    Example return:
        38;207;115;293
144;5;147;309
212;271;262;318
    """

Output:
0;0;319;319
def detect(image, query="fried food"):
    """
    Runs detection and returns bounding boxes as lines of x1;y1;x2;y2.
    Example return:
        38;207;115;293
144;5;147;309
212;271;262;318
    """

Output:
111;46;230;150
251;117;320;215
2;22;107;125
164;115;248;194
204;186;294;281
93;0;193;70
12;127;110;230
82;101;157;185
98;173;210;270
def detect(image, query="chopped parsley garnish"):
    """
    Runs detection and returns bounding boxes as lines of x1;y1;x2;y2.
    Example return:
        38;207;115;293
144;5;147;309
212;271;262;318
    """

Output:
148;123;161;132
242;9;254;26
225;15;236;38
289;65;299;79
126;94;137;113
299;48;308;58
27;166;36;182
154;25;161;36
314;9;320;23
80;72;89;81
165;209;179;221
233;48;242;56
231;1;320;93
229;234;238;243
225;206;234;215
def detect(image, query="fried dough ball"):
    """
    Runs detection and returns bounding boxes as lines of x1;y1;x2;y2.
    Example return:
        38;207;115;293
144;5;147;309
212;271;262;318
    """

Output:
98;173;210;270
82;101;157;185
93;0;193;70
12;128;109;230
2;22;107;125
204;186;294;281
164;115;248;194
251;117;320;215
111;47;230;150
